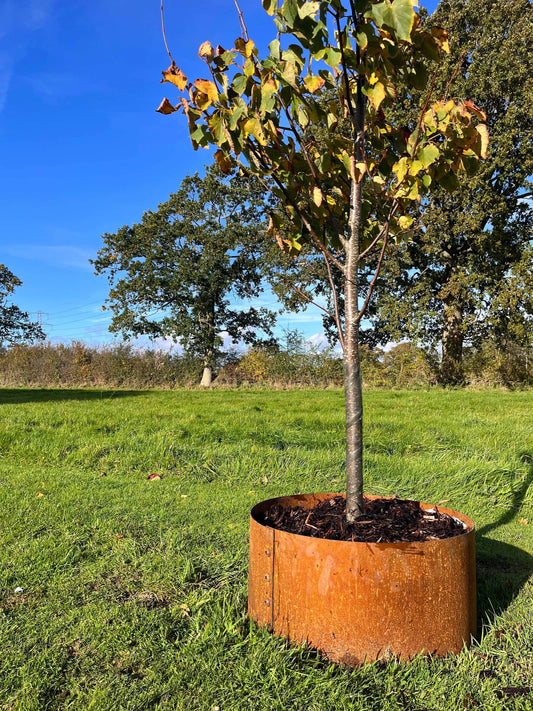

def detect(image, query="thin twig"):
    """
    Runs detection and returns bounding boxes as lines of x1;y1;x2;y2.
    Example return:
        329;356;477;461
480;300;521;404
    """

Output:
160;0;175;65
323;249;346;350
356;230;389;323
285;281;336;322
355;202;399;323
335;12;357;130
233;0;249;41
410;68;438;159
444;51;467;100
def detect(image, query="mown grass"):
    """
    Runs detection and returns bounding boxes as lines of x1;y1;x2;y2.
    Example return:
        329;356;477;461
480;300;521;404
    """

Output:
0;388;532;711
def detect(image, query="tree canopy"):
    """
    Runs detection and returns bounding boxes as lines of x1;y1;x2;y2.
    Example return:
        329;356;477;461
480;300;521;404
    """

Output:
0;265;45;349
159;0;486;517
92;165;275;386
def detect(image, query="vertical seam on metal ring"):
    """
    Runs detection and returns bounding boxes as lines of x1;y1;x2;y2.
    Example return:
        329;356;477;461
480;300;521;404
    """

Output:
270;528;275;631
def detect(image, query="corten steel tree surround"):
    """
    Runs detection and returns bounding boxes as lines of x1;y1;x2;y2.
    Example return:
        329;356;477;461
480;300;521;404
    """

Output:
248;493;476;664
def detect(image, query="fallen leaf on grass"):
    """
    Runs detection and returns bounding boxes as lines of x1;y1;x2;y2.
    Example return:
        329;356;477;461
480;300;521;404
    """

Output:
36;492;45;498
437;499;450;504
518;518;529;525
496;687;531;698
180;494;188;499
147;473;162;481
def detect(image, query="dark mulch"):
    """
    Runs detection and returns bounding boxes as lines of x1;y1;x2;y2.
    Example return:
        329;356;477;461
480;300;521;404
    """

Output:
260;496;466;543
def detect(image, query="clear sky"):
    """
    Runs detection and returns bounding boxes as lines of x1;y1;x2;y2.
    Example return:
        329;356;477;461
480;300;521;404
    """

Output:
1;0;439;348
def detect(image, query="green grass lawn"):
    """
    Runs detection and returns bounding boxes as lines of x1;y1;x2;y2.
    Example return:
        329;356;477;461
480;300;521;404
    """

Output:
0;388;532;711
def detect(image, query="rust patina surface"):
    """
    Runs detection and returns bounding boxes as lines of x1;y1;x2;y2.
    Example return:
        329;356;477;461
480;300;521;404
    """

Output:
248;493;476;665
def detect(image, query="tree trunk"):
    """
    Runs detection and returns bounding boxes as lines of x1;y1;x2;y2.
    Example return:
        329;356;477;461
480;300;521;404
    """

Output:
440;300;464;385
344;195;364;521
344;75;366;523
199;303;216;388
200;365;213;387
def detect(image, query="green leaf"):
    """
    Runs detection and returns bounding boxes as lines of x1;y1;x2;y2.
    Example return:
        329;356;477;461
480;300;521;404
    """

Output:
190;123;210;148
417;144;440;168
268;39;281;59
323;47;342;69
298;1;319;18
281;0;298;27
232;74;249;95
244;58;255;77
297;104;309;128
367;0;415;43
260;80;277;115
262;0;277;15
278;61;297;88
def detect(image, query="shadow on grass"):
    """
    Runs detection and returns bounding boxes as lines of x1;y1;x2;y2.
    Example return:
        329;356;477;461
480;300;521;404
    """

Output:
0;388;146;405
476;451;533;630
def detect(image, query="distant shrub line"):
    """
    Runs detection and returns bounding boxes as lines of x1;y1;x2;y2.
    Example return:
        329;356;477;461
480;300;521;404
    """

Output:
0;340;531;389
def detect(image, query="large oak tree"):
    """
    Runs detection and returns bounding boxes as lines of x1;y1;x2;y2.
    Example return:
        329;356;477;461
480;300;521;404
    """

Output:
370;0;533;384
92;166;275;386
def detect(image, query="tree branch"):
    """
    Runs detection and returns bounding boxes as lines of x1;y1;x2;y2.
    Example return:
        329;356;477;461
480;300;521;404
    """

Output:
160;0;175;65
356;228;389;324
233;0;249;41
323;249;345;350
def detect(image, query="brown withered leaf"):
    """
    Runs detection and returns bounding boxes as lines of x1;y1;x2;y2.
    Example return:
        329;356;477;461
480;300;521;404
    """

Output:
156;98;177;115
147;473;162;481
161;64;187;91
214;149;232;174
496;687;531;699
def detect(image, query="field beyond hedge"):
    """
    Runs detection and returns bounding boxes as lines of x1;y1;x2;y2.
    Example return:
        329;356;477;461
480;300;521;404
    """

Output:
0;388;532;710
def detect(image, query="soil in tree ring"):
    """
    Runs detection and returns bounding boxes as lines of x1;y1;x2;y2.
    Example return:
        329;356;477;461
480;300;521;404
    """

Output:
260;496;467;543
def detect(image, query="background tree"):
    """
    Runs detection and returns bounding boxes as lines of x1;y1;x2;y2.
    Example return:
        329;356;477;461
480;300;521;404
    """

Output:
0;265;45;349
92;165;276;386
159;0;486;518
368;0;533;384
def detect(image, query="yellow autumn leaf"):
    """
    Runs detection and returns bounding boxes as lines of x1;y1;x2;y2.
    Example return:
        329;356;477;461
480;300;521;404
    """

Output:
366;82;386;111
304;75;325;93
194;79;218;104
312;186;323;207
161;64;187;91
475;124;489;160
36;492;45;498
235;37;255;58
431;26;449;54
198;41;215;60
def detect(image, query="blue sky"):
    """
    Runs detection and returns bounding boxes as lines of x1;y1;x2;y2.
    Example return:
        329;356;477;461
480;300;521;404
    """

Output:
1;0;438;348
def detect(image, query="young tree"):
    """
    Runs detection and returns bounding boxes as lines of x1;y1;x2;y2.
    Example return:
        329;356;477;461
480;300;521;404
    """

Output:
0;265;45;349
92;165;275;386
159;0;486;519
367;0;533;384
